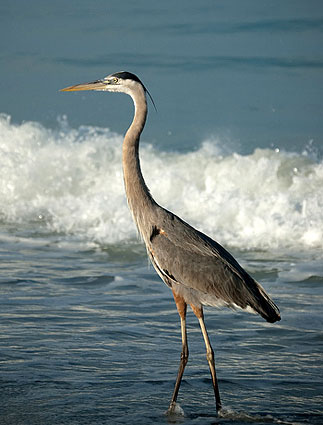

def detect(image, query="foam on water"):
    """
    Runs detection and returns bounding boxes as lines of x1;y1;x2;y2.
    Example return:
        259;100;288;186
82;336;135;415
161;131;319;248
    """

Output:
0;114;322;254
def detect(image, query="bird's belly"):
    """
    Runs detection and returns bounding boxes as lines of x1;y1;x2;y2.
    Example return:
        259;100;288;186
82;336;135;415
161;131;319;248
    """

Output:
171;282;229;309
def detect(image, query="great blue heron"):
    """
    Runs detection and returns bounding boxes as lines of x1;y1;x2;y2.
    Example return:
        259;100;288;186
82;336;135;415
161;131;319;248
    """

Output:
61;71;281;414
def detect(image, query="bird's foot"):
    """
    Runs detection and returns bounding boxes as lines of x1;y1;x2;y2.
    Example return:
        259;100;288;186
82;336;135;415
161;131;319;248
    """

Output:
166;402;184;417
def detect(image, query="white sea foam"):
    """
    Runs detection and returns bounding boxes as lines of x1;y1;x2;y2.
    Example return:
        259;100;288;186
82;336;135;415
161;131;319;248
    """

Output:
0;114;322;253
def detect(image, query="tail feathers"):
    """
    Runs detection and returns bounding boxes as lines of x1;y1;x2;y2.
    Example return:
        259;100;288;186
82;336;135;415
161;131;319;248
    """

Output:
251;282;281;323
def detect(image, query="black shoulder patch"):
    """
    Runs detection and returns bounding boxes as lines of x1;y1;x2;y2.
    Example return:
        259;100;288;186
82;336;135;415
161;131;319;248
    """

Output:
150;225;160;242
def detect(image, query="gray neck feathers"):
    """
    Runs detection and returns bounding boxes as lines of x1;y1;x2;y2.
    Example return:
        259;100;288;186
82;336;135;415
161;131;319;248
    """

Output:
122;84;156;240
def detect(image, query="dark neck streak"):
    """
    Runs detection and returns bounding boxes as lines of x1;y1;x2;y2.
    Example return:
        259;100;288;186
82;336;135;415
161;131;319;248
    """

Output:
122;87;156;240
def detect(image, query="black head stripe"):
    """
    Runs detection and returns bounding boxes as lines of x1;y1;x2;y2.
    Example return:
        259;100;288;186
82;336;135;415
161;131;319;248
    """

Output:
112;71;142;84
111;71;157;111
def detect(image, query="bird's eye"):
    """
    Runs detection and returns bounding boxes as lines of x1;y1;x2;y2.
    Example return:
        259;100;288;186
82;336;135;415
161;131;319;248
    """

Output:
113;77;118;84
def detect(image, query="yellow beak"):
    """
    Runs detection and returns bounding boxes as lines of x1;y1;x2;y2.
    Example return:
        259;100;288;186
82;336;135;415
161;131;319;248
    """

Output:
60;79;107;92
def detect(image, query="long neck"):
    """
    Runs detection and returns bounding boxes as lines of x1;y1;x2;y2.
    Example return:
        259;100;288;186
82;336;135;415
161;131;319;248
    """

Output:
122;85;156;240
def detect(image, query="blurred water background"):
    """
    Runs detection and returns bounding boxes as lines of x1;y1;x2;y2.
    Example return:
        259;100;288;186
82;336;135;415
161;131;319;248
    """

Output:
0;1;322;424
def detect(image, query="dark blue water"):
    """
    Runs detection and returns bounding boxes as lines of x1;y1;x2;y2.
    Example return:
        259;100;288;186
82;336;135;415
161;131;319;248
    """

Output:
0;1;323;424
0;232;322;424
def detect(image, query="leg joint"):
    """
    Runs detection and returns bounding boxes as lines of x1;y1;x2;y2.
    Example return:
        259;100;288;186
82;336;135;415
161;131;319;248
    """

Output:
182;348;189;359
181;345;189;364
206;347;214;363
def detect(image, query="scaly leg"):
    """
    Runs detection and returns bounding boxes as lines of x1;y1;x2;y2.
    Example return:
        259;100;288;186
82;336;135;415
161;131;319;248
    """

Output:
191;304;222;412
167;291;189;414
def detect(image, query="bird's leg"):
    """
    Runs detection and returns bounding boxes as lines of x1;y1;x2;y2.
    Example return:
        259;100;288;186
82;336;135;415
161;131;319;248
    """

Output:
191;304;222;412
167;291;189;414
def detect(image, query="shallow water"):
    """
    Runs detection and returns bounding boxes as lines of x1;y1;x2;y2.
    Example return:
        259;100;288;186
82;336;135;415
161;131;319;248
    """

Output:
1;1;323;424
0;228;322;425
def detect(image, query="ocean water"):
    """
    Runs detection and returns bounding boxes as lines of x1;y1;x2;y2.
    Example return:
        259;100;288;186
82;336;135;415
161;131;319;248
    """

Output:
1;1;323;424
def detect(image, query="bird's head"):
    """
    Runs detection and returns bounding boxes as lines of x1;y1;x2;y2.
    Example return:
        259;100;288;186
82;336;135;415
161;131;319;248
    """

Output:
61;71;143;94
61;71;155;108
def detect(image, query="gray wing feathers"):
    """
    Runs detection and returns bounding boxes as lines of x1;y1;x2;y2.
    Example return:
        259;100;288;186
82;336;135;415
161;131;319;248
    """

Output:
148;209;281;323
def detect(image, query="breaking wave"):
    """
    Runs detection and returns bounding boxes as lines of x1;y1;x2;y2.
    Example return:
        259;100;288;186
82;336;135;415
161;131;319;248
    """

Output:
0;113;322;252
